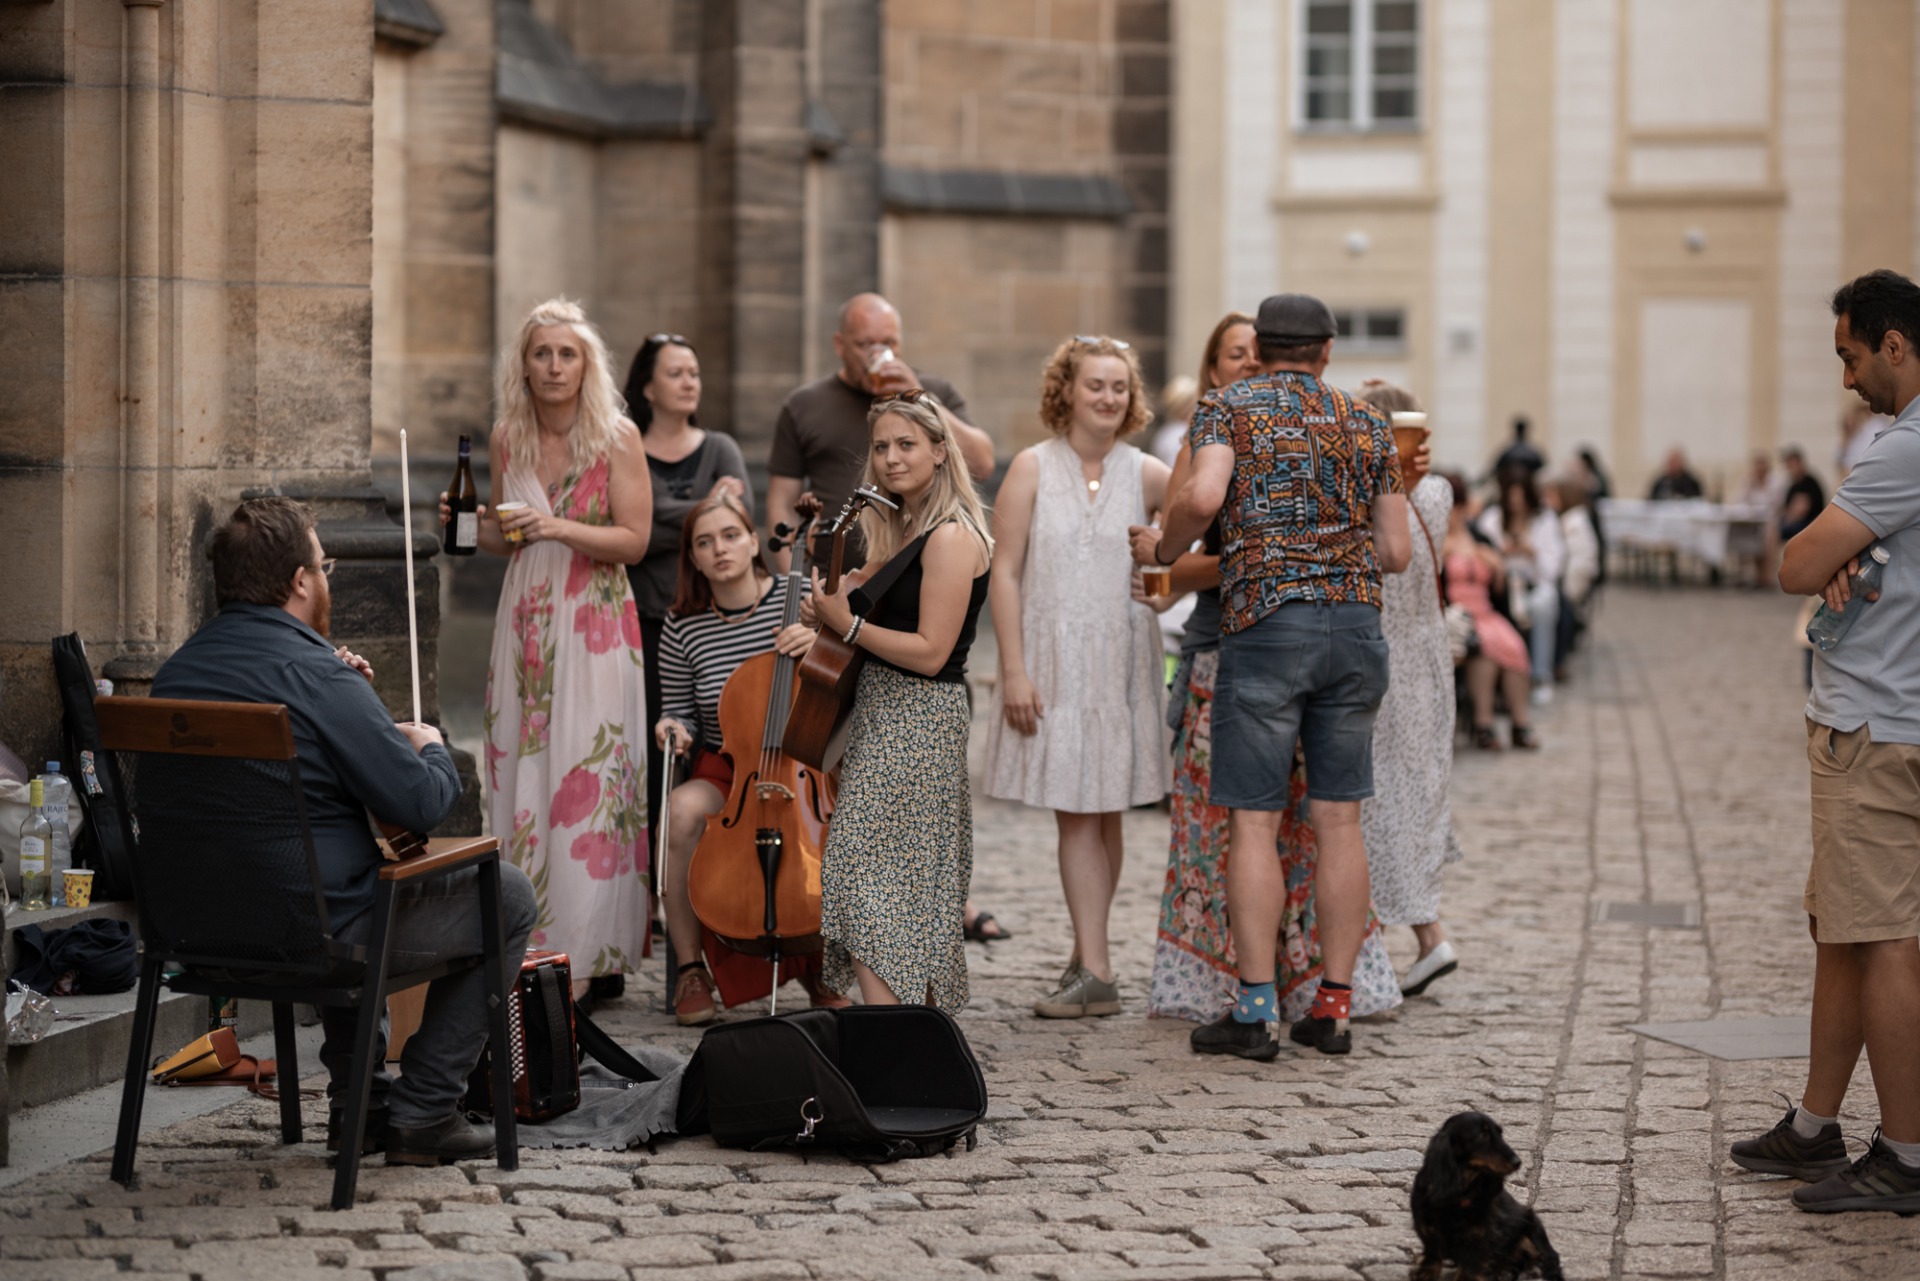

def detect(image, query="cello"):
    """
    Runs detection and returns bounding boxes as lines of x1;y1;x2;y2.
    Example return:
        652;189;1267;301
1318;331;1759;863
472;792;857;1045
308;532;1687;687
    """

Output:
684;498;836;1008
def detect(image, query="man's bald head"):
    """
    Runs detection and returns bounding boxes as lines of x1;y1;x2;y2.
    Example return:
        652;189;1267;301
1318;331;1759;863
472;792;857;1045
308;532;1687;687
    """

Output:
838;293;899;337
833;293;905;390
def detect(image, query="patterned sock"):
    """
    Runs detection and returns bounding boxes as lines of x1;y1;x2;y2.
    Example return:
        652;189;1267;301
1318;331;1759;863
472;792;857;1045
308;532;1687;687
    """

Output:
1791;1105;1836;1139
1233;980;1278;1024
1309;980;1352;1023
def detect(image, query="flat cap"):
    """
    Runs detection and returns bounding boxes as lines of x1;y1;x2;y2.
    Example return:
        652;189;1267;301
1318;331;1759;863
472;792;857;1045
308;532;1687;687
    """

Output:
1254;293;1338;343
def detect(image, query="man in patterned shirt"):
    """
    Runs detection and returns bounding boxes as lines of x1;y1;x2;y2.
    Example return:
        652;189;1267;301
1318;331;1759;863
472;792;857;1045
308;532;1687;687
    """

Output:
1137;292;1410;1061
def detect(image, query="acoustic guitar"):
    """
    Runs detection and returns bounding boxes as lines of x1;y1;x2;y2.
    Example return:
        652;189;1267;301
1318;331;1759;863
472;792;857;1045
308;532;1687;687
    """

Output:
782;485;897;769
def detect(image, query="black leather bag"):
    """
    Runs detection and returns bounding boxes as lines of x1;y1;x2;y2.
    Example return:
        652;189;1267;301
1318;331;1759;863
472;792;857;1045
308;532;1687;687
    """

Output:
678;1005;986;1161
50;633;137;901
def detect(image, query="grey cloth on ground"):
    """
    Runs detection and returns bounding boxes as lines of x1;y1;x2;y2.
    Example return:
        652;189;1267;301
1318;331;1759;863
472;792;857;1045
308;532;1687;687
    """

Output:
514;1047;690;1150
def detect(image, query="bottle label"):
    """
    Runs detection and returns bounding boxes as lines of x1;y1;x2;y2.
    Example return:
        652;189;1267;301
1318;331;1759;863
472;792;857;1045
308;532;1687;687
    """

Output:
20;835;45;866
456;512;478;547
44;800;68;827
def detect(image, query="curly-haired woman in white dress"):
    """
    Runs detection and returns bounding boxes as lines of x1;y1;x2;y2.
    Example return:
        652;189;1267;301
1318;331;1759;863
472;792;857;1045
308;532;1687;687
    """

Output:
986;336;1171;1018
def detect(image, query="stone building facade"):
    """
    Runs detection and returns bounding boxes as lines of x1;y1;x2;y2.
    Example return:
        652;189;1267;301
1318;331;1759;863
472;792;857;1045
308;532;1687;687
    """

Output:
1172;0;1920;494
372;0;1172;485
1;0;1171;754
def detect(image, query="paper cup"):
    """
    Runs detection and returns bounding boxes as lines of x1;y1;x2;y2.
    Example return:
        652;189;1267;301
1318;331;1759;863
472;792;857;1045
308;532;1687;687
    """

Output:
494;500;530;543
63;868;95;909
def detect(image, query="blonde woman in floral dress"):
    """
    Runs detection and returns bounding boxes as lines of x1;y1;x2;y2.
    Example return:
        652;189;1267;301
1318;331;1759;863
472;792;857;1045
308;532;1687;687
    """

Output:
470;299;653;1000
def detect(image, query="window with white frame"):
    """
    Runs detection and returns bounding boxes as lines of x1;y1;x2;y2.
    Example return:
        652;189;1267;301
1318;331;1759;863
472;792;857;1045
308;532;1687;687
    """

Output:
1300;0;1421;131
1333;308;1408;357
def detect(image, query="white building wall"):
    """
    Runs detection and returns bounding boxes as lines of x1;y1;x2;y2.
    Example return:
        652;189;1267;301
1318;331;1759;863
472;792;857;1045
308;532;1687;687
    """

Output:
1777;0;1846;471
1429;0;1490;471
1223;0;1282;306
1548;0;1617;461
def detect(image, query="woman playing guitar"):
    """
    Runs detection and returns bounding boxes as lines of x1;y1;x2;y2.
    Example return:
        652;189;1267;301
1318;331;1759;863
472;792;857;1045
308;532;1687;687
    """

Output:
652;492;842;1024
804;390;994;1009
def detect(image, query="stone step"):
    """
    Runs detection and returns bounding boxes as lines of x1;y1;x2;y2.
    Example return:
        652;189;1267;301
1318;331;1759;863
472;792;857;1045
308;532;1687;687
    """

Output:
6;899;274;1114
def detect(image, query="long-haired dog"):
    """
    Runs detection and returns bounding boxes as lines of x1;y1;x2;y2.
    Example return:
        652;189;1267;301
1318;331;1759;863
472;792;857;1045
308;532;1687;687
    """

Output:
1410;1112;1563;1281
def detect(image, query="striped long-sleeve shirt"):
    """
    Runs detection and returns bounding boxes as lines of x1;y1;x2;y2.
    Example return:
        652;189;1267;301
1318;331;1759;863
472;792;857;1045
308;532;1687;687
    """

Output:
657;578;798;750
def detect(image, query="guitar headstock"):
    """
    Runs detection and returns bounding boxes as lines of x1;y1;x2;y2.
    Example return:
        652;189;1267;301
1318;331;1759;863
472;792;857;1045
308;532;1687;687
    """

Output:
813;486;903;594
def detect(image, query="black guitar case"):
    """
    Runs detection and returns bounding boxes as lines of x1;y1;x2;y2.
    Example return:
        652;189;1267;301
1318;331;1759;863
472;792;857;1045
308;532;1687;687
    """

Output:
677;1004;986;1161
50;633;138;901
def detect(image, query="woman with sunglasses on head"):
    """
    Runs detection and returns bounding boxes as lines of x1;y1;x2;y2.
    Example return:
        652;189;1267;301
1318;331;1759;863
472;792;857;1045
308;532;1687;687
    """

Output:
652;490;844;1024
620;334;750;995
805;391;994;1010
985;335;1172;1019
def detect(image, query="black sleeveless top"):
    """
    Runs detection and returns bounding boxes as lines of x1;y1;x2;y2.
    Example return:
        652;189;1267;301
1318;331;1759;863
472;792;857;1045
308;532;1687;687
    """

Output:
853;528;990;684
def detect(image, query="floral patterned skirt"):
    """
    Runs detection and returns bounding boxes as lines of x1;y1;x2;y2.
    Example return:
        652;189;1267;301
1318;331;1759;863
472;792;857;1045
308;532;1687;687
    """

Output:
821;663;973;1011
1149;649;1403;1023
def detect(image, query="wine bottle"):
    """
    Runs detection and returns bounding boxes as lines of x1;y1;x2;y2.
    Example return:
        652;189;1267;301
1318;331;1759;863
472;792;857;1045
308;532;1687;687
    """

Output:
444;435;479;556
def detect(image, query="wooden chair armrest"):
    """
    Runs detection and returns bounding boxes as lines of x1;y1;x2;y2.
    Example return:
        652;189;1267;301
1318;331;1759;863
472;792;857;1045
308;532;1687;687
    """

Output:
379;836;501;882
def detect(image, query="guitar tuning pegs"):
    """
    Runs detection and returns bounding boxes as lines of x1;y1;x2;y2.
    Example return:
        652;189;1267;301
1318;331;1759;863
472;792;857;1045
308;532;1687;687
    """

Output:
773;522;794;537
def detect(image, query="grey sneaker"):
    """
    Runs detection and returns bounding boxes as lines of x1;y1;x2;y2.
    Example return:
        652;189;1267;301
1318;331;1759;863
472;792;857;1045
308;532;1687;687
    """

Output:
1792;1130;1920;1213
1033;966;1121;1018
1729;1102;1850;1180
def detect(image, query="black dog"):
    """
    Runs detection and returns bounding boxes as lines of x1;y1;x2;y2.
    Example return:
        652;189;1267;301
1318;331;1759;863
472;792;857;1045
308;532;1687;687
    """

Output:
1410;1112;1563;1281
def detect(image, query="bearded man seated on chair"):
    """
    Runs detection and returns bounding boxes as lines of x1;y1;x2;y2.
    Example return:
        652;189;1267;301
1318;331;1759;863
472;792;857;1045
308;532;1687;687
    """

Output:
152;496;536;1165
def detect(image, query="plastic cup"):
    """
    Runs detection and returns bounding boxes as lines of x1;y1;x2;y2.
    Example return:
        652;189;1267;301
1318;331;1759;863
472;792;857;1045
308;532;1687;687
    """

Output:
494;500;529;543
1390;411;1428;463
63;869;95;909
1141;567;1172;596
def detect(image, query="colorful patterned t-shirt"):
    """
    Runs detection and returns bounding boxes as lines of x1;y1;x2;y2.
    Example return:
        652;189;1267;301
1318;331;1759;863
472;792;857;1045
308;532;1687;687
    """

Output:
1187;372;1405;633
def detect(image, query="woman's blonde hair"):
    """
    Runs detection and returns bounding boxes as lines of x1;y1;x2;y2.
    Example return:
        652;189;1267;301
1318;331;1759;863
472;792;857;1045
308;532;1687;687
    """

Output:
496;298;630;480
1038;336;1152;437
857;394;994;567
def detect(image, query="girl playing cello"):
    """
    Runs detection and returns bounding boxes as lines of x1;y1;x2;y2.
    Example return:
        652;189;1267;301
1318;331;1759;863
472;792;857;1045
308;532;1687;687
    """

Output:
653;491;842;1023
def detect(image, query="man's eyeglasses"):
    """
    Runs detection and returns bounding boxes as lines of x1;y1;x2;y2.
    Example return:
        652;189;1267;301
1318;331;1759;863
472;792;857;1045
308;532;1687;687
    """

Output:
310;558;336;579
1074;334;1131;351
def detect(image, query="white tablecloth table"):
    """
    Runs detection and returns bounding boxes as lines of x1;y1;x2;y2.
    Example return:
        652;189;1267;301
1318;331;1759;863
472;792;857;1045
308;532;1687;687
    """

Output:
1598;499;1771;570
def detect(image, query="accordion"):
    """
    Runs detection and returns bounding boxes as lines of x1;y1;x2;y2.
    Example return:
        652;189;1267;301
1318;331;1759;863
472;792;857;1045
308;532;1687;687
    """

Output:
466;949;581;1123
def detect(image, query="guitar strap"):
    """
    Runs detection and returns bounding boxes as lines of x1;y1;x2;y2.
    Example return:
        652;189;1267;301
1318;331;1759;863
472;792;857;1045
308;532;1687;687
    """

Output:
848;531;933;617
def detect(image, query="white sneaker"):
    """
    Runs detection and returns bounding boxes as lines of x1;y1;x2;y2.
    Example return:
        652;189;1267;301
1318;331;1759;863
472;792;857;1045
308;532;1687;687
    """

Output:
1531;684;1554;706
1401;940;1458;996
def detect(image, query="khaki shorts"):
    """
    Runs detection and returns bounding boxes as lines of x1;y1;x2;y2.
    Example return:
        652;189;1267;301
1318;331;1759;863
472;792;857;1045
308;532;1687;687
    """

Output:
1805;719;1920;944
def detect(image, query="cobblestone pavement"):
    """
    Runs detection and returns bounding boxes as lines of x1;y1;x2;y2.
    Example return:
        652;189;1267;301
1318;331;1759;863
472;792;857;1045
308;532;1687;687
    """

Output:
6;587;1918;1280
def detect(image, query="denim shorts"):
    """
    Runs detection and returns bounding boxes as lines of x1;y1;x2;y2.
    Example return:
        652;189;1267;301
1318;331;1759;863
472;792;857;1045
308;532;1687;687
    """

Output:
1210;602;1390;809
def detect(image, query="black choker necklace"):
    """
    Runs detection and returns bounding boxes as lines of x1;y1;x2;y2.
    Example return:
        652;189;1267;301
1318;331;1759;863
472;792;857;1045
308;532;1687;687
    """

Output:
713;598;756;618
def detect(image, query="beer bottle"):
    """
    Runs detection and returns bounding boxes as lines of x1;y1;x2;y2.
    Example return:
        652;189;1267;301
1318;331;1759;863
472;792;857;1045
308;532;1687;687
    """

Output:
444;435;480;556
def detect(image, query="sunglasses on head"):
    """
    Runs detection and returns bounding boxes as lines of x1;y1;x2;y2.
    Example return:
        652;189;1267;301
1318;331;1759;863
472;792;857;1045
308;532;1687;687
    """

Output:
648;333;690;347
1073;334;1131;351
873;387;932;407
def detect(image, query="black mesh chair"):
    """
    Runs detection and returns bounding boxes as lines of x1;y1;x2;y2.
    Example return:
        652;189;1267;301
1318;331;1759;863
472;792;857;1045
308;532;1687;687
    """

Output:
95;696;518;1209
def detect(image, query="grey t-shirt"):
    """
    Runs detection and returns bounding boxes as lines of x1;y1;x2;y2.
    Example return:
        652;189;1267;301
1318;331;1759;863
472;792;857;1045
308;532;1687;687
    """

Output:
1809;396;1920;744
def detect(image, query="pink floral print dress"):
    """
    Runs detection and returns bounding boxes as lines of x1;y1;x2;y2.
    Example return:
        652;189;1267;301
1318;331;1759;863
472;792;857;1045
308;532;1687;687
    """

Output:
482;454;649;980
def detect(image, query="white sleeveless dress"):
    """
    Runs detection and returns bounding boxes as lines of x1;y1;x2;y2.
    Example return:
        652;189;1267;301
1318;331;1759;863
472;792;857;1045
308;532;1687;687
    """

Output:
985;438;1169;813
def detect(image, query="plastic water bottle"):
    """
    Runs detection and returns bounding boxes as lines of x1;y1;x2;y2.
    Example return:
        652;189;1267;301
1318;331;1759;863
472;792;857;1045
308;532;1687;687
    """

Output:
19;778;51;911
39;762;73;906
1807;544;1891;652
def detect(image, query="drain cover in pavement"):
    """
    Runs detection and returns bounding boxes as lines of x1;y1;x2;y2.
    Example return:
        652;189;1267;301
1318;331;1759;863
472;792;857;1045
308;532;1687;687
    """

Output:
1626;1016;1808;1060
1593;900;1701;927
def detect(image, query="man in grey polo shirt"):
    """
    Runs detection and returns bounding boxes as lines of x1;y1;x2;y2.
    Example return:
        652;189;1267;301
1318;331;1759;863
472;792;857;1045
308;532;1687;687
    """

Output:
1729;270;1920;1213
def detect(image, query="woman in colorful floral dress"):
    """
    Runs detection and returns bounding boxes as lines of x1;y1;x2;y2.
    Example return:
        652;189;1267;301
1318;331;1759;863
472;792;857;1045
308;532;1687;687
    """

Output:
1143;313;1402;1025
472;299;653;999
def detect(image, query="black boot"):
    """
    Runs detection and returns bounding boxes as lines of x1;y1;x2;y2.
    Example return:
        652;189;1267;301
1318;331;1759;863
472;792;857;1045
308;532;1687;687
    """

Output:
384;1113;497;1166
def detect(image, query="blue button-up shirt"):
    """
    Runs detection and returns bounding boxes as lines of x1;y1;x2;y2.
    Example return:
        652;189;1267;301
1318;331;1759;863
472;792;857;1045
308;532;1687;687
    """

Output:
151;603;460;925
